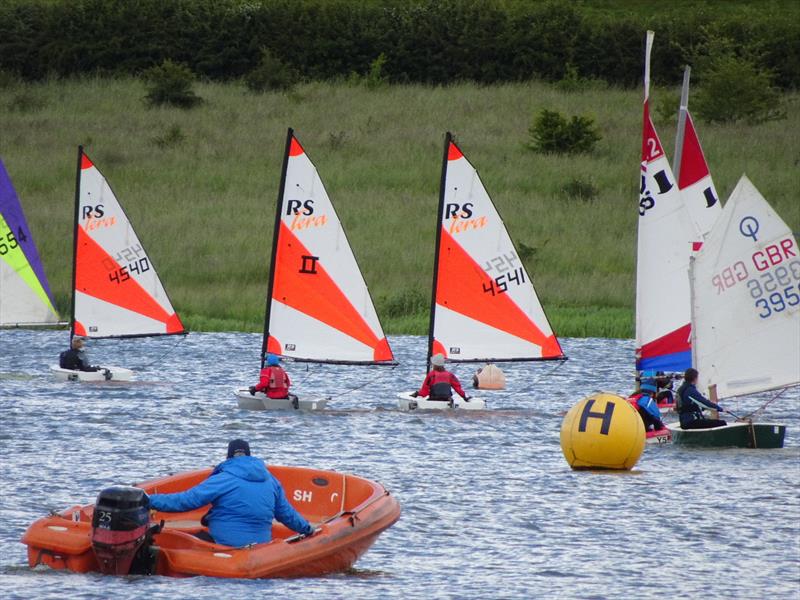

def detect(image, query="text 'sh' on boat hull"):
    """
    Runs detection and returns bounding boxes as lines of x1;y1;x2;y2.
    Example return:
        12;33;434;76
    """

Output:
21;465;400;578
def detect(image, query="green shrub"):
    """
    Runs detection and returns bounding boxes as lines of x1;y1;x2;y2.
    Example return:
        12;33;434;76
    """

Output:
244;49;298;93
380;288;429;319
561;177;599;201
692;36;784;124
152;124;186;148
142;60;202;108
527;109;601;154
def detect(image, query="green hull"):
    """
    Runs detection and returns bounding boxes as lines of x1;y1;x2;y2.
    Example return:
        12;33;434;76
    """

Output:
667;422;786;449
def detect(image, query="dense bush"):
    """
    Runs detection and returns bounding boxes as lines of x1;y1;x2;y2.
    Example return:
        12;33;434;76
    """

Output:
244;49;298;93
692;36;785;124
0;0;797;88
142;60;202;108
527;109;601;155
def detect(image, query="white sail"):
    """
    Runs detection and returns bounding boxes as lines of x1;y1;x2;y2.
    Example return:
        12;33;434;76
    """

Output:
264;130;394;364
636;31;701;372
72;149;184;338
692;175;800;398
0;159;60;326
429;134;563;362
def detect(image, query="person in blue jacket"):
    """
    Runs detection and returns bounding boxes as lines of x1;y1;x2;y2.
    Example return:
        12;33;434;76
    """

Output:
635;373;666;431
676;368;727;430
148;439;314;547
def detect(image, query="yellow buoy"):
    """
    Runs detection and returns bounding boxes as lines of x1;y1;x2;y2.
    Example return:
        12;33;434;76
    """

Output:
560;392;645;470
473;363;506;390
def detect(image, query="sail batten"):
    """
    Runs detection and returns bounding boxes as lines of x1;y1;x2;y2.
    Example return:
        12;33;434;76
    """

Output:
691;176;800;399
264;130;395;365
70;147;185;339
0;159;60;326
429;133;564;363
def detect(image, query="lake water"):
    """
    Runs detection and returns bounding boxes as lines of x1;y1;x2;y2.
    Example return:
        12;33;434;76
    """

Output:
1;330;798;599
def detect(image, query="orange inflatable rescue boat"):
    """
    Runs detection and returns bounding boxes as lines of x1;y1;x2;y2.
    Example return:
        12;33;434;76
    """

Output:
21;465;400;578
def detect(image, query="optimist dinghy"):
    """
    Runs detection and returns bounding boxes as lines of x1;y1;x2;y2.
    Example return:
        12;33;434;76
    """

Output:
398;133;565;411
21;465;400;578
667;177;798;448
0;159;63;328
50;147;186;382
235;129;395;410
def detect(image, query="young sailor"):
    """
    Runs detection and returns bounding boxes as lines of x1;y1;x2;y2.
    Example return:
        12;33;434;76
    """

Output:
59;337;104;373
412;353;470;403
250;354;292;399
676;368;727;429
635;374;666;431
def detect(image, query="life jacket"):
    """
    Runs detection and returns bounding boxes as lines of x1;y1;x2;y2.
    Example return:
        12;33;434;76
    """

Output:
675;381;689;413
428;371;453;399
60;349;79;370
259;366;289;399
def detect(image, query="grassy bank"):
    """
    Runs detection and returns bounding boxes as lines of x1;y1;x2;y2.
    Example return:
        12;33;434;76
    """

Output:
1;78;798;337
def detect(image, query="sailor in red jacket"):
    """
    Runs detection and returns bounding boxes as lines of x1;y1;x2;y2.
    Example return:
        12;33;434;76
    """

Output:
412;353;470;402
249;354;291;399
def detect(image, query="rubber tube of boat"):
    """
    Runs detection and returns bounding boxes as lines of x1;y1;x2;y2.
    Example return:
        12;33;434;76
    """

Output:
91;486;152;575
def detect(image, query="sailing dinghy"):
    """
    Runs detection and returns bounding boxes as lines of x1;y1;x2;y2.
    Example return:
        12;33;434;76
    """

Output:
50;147;185;382
0;158;61;327
398;133;565;411
667;176;798;448
235;129;395;411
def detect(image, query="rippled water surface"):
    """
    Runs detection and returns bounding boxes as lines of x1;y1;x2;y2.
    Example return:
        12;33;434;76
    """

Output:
1;330;799;599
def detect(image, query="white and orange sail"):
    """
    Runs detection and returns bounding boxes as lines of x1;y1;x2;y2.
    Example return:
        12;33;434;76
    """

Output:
262;129;394;365
635;31;701;373
70;147;185;339
673;66;722;238
0;159;60;326
428;133;564;364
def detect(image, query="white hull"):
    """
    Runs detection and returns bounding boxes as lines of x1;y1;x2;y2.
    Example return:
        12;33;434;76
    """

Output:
234;388;328;411
397;391;486;411
50;365;134;382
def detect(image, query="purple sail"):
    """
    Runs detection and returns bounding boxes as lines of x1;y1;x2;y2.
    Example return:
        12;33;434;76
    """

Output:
0;158;55;303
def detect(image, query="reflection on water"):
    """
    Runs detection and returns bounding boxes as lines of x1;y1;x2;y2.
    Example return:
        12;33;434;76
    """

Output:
1;330;798;599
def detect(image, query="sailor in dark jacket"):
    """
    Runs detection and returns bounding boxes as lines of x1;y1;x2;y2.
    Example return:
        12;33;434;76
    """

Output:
149;439;314;547
59;337;101;371
676;368;727;429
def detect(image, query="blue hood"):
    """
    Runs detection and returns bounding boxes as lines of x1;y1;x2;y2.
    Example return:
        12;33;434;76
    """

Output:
214;455;268;482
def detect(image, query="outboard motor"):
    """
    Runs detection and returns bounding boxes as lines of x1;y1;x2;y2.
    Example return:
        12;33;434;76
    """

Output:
91;486;158;575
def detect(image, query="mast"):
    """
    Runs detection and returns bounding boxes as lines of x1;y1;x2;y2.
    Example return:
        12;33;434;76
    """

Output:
673;66;691;182
69;146;83;343
261;128;294;368
426;132;451;370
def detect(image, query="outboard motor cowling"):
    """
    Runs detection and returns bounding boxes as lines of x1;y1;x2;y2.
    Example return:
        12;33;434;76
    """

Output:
91;486;153;575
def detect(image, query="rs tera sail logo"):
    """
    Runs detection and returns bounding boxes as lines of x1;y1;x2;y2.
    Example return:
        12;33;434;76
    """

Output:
81;204;116;230
445;202;487;234
285;199;327;231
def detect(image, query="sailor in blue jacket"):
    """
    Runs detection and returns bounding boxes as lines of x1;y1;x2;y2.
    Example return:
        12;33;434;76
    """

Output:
676;368;727;429
148;439;314;547
635;373;665;431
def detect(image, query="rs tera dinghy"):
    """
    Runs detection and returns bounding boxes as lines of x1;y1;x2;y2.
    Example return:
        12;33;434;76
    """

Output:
21;465;400;578
235;129;395;411
398;133;565;411
50;147;185;382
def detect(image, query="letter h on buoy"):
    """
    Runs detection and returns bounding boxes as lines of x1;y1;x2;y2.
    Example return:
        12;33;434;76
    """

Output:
578;399;614;435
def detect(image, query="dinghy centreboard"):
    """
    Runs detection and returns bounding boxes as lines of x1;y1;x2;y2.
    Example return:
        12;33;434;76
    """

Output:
667;177;798;448
50;147;185;381
635;31;702;375
398;133;565;411
0;159;61;327
235;129;395;411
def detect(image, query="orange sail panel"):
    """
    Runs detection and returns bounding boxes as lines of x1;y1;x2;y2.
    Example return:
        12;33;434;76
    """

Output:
72;149;184;338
